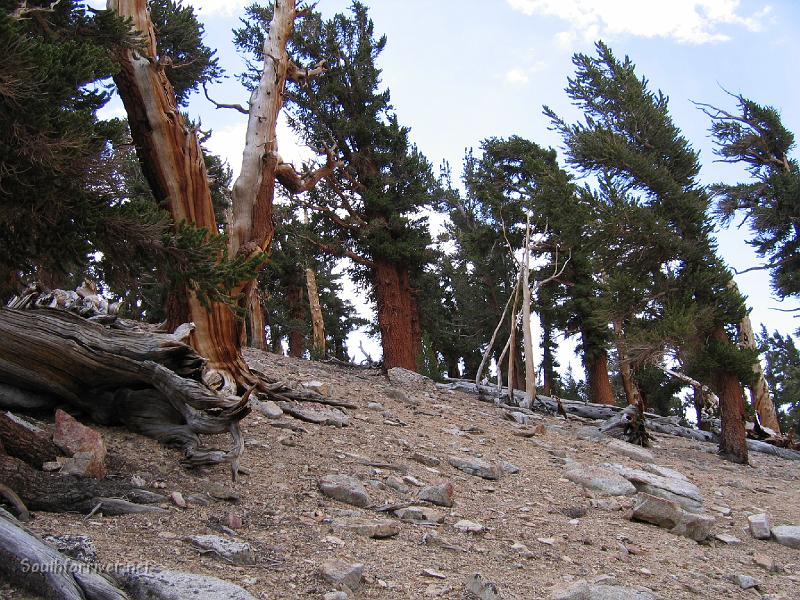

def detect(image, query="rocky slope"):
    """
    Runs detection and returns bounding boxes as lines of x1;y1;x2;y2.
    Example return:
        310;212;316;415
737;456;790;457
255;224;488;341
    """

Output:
3;348;799;599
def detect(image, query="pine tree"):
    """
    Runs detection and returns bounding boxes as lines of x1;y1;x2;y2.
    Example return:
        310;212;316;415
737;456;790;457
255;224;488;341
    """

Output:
236;1;437;371
698;94;800;300
546;41;753;462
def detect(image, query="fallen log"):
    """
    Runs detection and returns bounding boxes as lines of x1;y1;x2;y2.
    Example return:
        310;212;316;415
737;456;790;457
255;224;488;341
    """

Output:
0;308;249;476
0;507;129;600
0;411;62;468
444;378;800;461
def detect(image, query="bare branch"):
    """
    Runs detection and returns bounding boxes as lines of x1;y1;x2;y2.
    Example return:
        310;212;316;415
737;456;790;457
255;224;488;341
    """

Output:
10;0;63;19
296;233;375;268
202;83;248;115
274;146;342;195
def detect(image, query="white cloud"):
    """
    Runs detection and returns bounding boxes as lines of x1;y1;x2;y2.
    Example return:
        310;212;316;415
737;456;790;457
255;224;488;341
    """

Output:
506;0;771;44
505;68;530;84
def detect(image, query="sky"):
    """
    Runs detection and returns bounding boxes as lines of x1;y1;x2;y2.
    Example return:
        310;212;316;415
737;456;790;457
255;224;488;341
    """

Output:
92;0;800;370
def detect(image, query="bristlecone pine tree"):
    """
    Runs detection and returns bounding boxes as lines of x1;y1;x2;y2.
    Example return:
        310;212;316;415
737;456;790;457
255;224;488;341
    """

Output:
235;1;437;371
546;41;753;462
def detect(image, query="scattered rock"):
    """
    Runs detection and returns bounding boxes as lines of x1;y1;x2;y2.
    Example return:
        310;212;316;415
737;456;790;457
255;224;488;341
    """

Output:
403;475;424;487
280;404;350;427
385;386;417;405
394;505;444;523
771;525;800;549
319;474;371;508
576;426;605;441
116;566;257;600
225;512;243;530
511;541;534;559
731;574;759;590
320;560;364;592
206;485;240;503
448;456;503;480
387;367;436;391
748;513;771;540
412;452;441;467
419;482;455;507
564;464;637;496
603;463;703;511
52;409;106;479
335;517;400;539
302;380;331;396
385;476;410;494
642;464;689;481
453;519;484;533
324;592;349;600
170;491;186;508
507;411;529;425
253;399;283;419
367;402;384;411
131;475;146;487
422;568;447;579
551;581;656;600
630;493;714;541
499;461;520;475
465;573;507;600
187;535;254;566
43;534;98;563
714;533;741;545
606;440;654;463
752;553;777;572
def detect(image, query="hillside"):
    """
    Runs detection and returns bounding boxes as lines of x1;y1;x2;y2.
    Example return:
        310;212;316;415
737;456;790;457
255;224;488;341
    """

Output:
3;348;799;600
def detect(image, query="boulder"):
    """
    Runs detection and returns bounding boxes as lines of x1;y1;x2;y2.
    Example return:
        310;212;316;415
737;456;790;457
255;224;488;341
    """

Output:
771;525;800;549
187;535;254;566
419;482;455;507
551;581;657;600
747;513;771;540
448;456;503;480
319;475;371;508
606;440;655;463
564;465;637;496
115;567;256;600
630;493;714;542
52;409;106;479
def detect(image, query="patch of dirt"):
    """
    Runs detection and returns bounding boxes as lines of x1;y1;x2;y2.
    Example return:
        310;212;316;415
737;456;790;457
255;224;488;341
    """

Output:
6;349;800;599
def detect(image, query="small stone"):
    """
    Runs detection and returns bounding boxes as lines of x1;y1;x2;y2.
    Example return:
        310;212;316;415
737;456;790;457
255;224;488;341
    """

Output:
511;541;534;559
771;525;800;549
385;476;410;494
319;474;371;508
465;573;505;600
402;475;424;487
419;482;455;507
576;426;605;441
367;402;384;411
499;461;520;475
537;537;556;546
131;475;146;487
185;494;210;506
747;513;771;540
254;399;283;419
170;491;186;508
714;533;741;545
320;560;364;592
606;439;655;463
324;592;349;600
303;380;331;396
206;485;240;503
752;553;777;572
732;574;759;590
394;505;444;523
412;452;441;467
335;518;400;539
322;535;345;547
187;535;254;566
52;409;106;479
508;411;529;425
454;519;484;533
631;493;714;541
448;456;503;480
422;568;447;579
43;534;98;563
564;464;637;496
551;581;657;600
279;435;296;446
226;512;243;530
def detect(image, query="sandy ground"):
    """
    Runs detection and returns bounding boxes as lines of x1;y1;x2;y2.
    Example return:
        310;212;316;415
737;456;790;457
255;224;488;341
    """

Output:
3;348;799;599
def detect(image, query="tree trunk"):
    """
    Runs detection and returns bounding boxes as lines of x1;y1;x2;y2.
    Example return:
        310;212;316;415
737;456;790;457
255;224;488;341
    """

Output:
247;282;266;350
287;276;305;359
305;267;326;357
520;224;537;401
737;306;781;432
712;327;749;463
587;351;615;405
373;260;419;370
613;320;643;407
0;412;61;469
109;0;248;394
540;311;556;397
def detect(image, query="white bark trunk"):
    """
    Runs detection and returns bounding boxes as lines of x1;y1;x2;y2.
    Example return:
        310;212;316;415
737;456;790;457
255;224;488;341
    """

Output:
521;219;537;403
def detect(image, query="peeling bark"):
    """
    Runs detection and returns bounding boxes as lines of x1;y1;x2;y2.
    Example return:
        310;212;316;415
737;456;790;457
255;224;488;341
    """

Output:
373;260;418;371
712;327;749;463
305;267;326;356
586;350;615;406
738;307;781;432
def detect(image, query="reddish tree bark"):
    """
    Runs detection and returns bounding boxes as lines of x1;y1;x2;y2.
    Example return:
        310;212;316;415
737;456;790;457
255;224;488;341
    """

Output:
712;327;749;463
286;277;306;358
373;260;419;370
587;351;615;405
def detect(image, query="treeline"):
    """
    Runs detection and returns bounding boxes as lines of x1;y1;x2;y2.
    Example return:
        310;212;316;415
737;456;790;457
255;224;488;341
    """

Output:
1;1;798;452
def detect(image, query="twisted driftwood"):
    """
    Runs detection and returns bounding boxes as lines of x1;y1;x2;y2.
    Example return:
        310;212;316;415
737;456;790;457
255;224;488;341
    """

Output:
0;308;249;478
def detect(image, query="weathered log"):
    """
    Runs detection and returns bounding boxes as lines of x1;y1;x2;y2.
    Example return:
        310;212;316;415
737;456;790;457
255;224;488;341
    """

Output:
0;411;62;468
0;308;248;475
0;507;129;600
0;382;57;410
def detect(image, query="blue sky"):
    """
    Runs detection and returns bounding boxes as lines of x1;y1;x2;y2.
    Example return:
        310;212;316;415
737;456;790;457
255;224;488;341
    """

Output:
93;0;800;365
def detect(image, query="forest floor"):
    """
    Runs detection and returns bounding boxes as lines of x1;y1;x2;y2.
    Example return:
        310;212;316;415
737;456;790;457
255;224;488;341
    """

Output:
3;348;800;600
